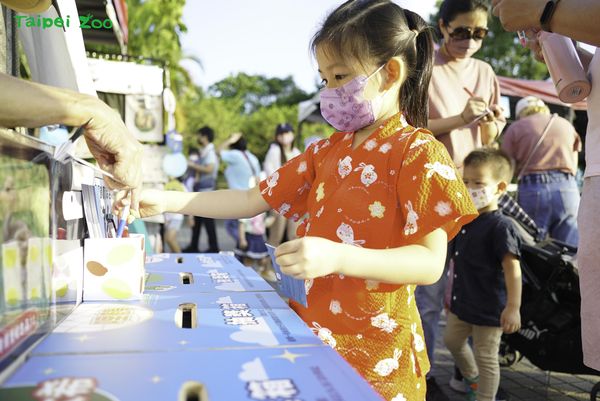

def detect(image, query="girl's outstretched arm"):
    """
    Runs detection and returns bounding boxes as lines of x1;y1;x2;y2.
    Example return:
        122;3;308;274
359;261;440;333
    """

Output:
126;185;271;221
274;228;448;285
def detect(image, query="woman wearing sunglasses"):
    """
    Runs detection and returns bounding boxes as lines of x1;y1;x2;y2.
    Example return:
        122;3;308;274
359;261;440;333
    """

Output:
417;1;508;401
427;0;506;171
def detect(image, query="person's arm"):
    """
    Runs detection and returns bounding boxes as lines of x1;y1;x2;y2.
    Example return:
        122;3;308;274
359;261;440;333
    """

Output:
492;0;600;47
428;96;493;137
217;133;242;154
428;115;467;137
0;73;143;192
187;161;215;174
127;185;271;221
500;253;522;333
274;227;448;285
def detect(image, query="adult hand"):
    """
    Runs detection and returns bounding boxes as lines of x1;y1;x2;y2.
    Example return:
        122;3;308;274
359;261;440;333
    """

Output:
274;236;342;279
526;32;545;62
461;97;489;124
491;0;545;32
81;97;144;195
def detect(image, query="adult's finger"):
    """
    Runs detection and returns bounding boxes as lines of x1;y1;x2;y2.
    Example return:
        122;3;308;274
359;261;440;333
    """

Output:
129;187;141;215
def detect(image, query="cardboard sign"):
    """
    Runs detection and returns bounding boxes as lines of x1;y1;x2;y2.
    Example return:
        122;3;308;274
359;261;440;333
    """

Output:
31;292;322;355
2;347;383;400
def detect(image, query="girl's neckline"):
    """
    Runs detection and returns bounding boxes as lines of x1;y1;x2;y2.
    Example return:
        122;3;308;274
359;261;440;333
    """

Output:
347;113;409;150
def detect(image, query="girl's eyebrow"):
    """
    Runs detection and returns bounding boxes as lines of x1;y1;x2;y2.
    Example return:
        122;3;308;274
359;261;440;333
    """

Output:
318;63;347;72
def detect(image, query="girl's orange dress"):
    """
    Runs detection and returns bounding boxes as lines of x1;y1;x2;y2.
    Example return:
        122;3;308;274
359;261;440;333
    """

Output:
259;113;477;401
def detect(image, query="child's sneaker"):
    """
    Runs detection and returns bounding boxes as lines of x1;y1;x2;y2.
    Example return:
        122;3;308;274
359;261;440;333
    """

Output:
464;376;478;401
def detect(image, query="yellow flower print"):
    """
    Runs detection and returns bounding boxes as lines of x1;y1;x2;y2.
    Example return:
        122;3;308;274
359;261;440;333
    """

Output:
369;201;385;218
316;182;325;202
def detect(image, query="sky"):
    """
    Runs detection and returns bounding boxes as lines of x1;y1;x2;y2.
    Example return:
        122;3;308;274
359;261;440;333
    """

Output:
180;1;438;93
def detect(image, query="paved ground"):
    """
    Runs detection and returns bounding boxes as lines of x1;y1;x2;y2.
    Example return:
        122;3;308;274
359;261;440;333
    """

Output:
175;219;600;401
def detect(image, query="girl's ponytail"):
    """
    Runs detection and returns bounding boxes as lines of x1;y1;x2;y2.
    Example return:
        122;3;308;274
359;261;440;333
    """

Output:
400;10;434;129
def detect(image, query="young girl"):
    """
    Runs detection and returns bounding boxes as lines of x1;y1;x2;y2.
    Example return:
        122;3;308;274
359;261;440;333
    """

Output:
263;123;302;247
123;1;477;399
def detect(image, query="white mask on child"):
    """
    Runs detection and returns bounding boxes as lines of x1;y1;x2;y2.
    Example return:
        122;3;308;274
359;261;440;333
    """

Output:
468;186;496;210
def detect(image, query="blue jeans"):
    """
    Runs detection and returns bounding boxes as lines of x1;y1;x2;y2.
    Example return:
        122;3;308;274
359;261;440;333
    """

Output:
415;258;450;377
517;171;580;247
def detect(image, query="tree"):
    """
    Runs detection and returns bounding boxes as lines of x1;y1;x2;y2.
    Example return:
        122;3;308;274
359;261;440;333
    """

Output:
208;73;312;114
475;18;548;80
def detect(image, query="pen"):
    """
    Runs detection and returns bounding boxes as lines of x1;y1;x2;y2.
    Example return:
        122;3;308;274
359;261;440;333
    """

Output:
463;87;475;97
463;87;493;122
116;203;130;238
517;31;527;47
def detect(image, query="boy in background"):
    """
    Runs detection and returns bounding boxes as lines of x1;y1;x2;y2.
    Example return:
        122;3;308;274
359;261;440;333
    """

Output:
444;149;522;401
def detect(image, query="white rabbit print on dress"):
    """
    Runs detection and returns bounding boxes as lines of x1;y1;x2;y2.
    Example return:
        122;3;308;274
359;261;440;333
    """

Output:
336;223;366;247
371;313;398;333
338;155;353;178
409;138;430;149
305;278;314;295
329;299;342;315
411;322;425;352
277;203;291;216
311;322;337;348
373;348;402;376
403;201;419;235
354;163;377;186
424;161;457;180
261;171;279;196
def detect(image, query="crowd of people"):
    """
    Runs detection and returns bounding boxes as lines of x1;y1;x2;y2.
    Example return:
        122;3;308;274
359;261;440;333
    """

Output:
3;0;600;400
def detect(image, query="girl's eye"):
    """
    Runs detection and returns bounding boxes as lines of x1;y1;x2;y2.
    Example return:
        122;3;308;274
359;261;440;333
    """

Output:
334;74;347;81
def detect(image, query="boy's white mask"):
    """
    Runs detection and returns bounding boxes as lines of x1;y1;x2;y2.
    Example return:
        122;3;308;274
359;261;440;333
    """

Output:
468;186;496;210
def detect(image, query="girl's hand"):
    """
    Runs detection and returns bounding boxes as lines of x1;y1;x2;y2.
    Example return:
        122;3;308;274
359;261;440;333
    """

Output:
461;97;489;124
500;305;521;334
274;237;342;279
114;188;166;222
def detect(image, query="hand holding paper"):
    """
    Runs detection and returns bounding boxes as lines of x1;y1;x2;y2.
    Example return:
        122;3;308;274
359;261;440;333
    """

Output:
266;243;308;307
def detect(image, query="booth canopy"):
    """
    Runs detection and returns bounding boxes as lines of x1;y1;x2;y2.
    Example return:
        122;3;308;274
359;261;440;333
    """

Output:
498;76;587;111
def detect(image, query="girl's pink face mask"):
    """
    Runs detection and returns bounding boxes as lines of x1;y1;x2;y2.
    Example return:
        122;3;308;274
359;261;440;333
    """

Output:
319;65;384;132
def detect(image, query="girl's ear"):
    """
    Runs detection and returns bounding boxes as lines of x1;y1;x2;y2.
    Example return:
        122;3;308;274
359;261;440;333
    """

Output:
382;57;405;90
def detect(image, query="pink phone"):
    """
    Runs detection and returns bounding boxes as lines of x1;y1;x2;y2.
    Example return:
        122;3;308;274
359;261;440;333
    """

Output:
538;31;591;103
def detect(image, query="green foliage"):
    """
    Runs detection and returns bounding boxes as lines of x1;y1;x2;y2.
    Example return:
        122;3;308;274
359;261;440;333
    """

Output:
241;105;298;160
475;18;548;80
208;74;312;114
127;0;187;67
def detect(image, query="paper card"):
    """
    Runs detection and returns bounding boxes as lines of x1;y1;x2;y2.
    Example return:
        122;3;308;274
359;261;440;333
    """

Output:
265;244;308;307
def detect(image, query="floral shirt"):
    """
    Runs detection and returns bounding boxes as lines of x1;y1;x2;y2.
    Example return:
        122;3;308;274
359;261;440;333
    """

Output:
259;113;477;401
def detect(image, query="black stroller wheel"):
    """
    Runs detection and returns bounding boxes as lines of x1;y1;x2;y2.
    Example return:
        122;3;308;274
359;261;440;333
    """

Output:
591;381;600;401
499;340;522;368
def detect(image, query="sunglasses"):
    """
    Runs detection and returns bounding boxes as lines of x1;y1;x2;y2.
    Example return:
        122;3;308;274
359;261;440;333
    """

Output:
446;25;489;41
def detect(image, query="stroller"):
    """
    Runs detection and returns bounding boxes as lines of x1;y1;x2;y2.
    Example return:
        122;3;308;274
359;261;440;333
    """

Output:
500;238;600;399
